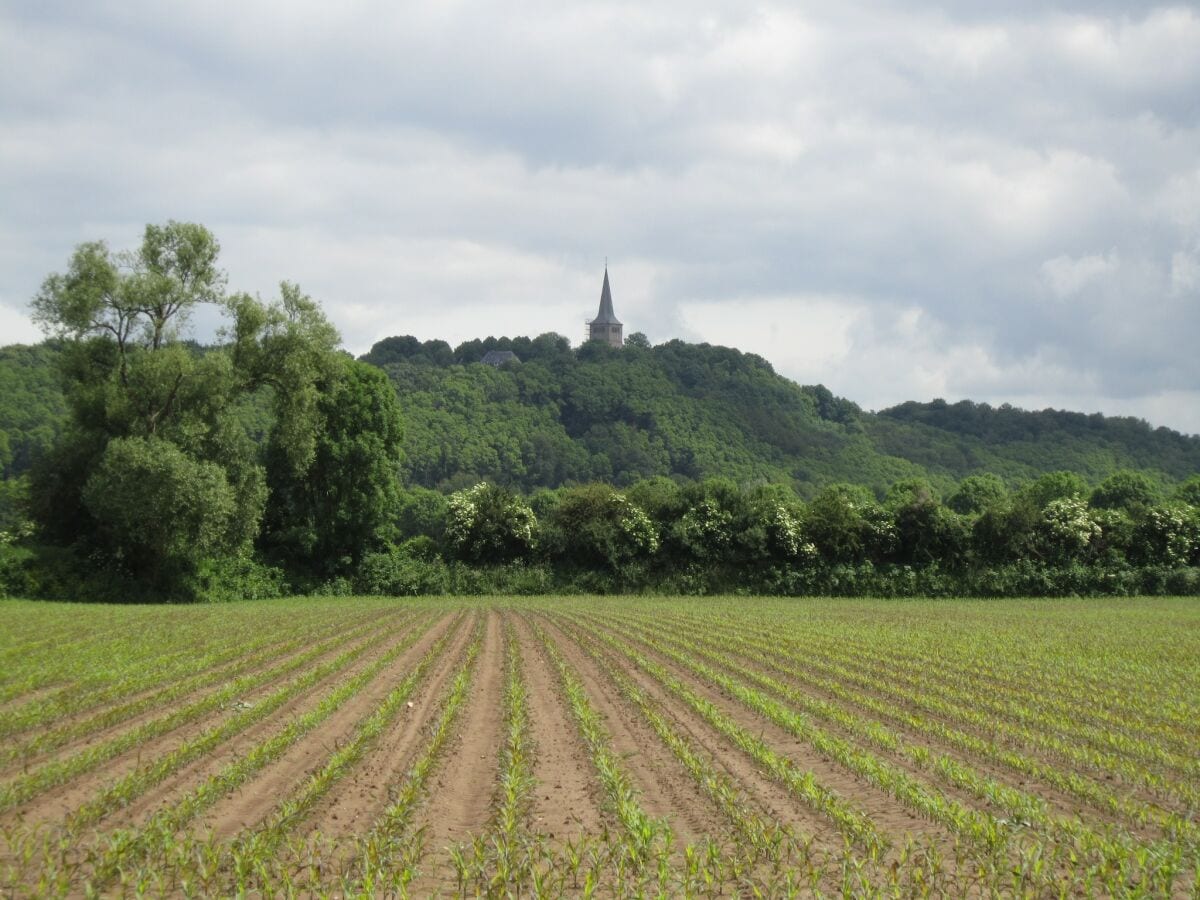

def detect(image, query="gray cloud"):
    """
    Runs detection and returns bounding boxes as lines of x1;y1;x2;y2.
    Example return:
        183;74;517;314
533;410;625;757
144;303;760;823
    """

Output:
1;1;1198;433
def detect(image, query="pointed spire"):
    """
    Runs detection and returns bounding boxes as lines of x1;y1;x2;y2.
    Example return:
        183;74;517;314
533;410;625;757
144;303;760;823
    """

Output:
593;265;621;325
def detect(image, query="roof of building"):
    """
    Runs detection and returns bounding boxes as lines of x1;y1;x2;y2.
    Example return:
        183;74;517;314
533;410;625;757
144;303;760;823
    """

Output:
591;267;622;326
480;350;520;366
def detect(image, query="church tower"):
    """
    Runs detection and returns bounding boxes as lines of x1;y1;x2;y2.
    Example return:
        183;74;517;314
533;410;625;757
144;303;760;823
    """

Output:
587;266;623;348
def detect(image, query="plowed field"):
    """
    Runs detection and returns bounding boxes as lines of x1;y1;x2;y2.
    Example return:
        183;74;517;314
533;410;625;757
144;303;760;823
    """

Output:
1;596;1197;896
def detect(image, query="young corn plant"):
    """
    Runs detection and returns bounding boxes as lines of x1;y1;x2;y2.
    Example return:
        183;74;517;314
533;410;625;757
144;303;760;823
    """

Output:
528;617;672;875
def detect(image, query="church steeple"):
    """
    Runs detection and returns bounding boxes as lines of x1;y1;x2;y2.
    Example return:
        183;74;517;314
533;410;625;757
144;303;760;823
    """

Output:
587;265;624;347
594;267;621;325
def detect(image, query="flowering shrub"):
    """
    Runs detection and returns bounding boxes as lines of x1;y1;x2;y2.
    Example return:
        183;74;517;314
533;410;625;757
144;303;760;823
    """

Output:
445;483;537;564
610;493;659;557
674;499;734;560
766;503;817;562
1132;504;1200;567
1036;497;1101;562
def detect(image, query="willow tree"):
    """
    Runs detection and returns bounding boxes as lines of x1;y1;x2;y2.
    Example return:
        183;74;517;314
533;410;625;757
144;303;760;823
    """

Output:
27;222;394;599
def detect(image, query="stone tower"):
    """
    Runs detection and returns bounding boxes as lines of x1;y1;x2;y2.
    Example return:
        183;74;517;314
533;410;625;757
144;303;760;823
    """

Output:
587;266;623;348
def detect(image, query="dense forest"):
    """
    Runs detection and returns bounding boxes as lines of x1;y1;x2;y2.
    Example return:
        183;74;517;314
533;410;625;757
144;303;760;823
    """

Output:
362;334;1200;495
1;222;1198;601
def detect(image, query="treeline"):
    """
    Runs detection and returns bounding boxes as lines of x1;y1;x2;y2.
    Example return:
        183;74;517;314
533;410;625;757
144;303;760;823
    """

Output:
6;317;1200;505
343;470;1200;598
872;399;1200;485
367;333;890;493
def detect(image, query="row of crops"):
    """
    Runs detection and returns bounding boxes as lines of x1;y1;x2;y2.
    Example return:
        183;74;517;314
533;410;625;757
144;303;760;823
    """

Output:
0;596;1197;896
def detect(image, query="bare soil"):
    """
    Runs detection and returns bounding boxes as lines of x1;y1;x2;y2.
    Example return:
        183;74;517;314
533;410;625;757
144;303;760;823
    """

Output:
1;611;425;832
511;614;606;841
197;612;462;839
531;615;731;848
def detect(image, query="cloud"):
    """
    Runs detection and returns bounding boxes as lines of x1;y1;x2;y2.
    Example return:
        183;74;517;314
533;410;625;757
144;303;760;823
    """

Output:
1041;251;1119;297
0;301;42;345
0;0;1198;434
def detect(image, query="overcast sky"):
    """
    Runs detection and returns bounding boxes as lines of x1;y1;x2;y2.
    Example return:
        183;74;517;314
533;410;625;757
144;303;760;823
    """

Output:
2;2;1198;433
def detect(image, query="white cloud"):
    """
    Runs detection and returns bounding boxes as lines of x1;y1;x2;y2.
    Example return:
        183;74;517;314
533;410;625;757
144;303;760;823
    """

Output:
1041;251;1119;297
0;302;41;346
1170;249;1200;295
679;295;862;381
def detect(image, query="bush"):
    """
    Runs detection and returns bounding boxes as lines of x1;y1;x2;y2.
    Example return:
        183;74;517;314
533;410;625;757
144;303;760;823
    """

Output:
357;543;449;596
0;541;36;598
446;562;553;595
444;483;538;564
189;556;286;603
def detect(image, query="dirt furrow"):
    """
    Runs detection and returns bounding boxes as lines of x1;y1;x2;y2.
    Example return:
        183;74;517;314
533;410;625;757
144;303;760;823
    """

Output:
13;614;427;832
533;614;729;848
576;614;959;849
296;613;480;842
412;610;506;867
509;614;605;841
196;613;464;840
576;622;849;855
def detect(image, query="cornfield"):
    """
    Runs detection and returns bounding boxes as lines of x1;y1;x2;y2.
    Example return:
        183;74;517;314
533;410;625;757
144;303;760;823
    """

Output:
0;595;1197;897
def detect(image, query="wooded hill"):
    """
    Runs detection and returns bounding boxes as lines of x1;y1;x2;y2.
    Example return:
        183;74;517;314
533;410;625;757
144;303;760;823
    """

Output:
365;333;1199;496
3;334;1198;499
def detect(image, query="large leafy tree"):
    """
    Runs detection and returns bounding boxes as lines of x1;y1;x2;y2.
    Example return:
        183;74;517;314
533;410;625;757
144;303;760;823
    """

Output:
262;358;404;576
28;224;249;587
81;436;243;586
26;223;370;598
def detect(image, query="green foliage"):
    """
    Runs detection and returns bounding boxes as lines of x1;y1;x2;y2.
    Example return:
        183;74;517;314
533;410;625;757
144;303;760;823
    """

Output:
189;555;286;603
263;358;404;576
1020;470;1088;508
0;343;68;479
15;223;397;600
7;256;1200;600
0;522;35;598
82;436;244;589
394;486;449;541
223;283;342;475
373;335;929;495
804;484;895;565
542;483;658;575
0;477;29;533
1130;504;1200;568
875;398;1200;483
356;542;450;595
1089;469;1160;512
947;473;1007;515
1173;476;1200;507
32;222;223;354
1034;497;1102;565
444;482;538;564
6;328;1199;514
